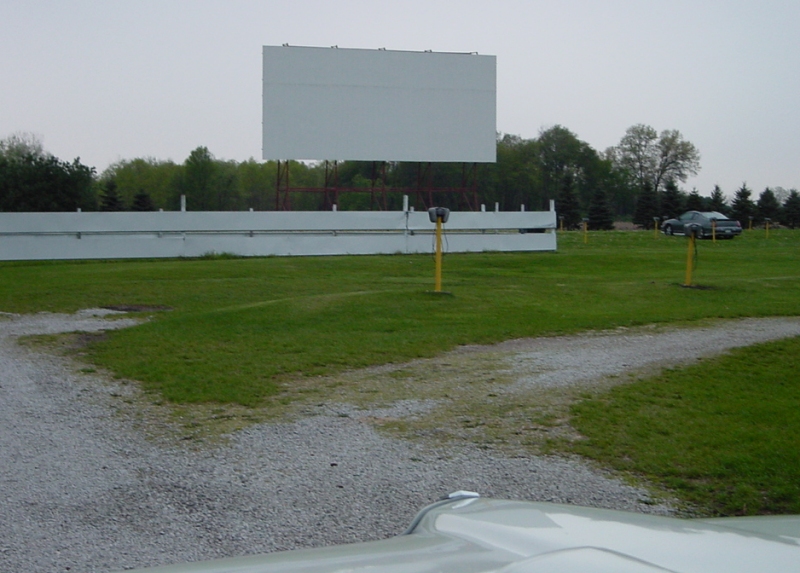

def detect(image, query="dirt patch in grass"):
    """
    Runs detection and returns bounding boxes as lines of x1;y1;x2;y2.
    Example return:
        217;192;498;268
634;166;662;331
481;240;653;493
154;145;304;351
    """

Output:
264;319;800;459
22;331;110;353
102;304;173;313
270;341;636;455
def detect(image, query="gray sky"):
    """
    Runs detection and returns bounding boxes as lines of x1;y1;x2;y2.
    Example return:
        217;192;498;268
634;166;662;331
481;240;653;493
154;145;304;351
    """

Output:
2;0;798;199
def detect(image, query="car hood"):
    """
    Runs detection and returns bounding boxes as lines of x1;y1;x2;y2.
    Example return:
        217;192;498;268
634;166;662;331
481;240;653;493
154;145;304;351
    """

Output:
119;498;800;573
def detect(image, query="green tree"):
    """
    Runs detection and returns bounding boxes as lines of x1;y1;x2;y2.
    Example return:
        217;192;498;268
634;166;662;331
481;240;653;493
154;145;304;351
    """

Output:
269;160;328;211
609;124;700;193
555;172;582;229
537;125;583;207
486;134;540;211
633;181;660;229
335;160;414;210
781;189;800;228
660;179;684;219
0;153;96;212
587;186;614;230
685;188;705;211
771;186;790;206
337;173;376;210
237;159;277;210
131;189;156;211
182;146;218;210
608;124;657;193
599;156;636;218
708;185;729;215
213;160;243;211
536;126;615;214
100;179;125;211
101;157;182;210
730;183;757;226
0;131;46;161
0;132;97;211
756;187;781;224
654;129;701;191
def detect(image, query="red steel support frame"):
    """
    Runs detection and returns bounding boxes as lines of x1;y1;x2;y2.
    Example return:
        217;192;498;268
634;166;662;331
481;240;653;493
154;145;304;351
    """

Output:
323;160;339;210
370;161;389;210
276;160;291;211
415;162;434;210
461;162;479;212
413;162;479;211
274;160;480;212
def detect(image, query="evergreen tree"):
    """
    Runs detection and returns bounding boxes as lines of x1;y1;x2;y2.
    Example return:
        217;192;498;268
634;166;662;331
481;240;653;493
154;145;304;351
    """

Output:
100;179;124;211
0;153;96;212
555;173;582;229
756;187;781;224
131;189;156;211
660;179;684;218
708;185;729;215
587;187;614;230
730;183;757;226
633;181;660;229
781;189;800;229
685;188;705;211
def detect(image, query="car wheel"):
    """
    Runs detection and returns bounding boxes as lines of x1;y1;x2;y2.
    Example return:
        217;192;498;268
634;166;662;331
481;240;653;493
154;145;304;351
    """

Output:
696;227;705;239
664;224;674;236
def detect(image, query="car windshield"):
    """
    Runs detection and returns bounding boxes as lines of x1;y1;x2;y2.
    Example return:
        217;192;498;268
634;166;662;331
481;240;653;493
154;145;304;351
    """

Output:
701;212;727;220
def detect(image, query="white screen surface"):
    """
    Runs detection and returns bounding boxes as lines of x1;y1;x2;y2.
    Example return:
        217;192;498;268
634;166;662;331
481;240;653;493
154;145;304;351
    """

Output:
262;46;496;162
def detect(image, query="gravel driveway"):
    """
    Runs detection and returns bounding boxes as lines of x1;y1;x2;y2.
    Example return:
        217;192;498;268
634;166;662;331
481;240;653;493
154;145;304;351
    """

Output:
2;311;799;573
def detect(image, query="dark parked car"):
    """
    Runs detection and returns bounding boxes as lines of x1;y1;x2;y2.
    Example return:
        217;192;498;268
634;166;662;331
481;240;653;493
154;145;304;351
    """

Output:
661;211;742;238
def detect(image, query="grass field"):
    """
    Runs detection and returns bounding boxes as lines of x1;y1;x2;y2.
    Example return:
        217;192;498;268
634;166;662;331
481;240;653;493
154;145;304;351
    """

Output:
569;336;800;516
1;228;799;515
1;229;797;404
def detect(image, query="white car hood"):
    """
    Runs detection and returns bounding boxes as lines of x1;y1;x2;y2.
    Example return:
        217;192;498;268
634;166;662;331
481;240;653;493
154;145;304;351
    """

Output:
119;497;800;573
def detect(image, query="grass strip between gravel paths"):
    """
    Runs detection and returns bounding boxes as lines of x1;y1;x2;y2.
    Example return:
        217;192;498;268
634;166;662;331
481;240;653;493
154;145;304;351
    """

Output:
567;335;800;516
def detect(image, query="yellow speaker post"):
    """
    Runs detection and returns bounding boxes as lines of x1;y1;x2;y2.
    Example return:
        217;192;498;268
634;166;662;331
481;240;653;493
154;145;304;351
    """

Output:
434;215;443;292
684;231;695;287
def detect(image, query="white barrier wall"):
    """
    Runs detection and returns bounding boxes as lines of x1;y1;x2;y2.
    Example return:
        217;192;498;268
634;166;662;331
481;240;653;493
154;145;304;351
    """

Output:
0;208;557;261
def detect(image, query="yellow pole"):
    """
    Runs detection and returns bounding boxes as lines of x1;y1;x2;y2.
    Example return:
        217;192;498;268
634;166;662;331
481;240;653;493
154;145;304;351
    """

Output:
684;233;695;287
712;219;716;243
434;215;443;292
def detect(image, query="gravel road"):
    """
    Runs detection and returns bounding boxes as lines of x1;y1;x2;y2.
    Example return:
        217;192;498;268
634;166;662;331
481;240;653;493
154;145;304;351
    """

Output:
2;311;799;573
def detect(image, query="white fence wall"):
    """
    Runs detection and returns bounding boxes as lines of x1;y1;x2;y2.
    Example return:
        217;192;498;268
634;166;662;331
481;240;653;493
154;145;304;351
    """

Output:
0;207;557;261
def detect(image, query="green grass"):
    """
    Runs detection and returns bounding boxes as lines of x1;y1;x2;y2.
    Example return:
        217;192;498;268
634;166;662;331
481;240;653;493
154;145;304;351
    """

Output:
1;228;799;515
0;229;797;405
569;335;800;516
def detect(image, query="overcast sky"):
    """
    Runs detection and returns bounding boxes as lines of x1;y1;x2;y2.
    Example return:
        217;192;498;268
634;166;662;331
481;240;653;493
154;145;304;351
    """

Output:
2;0;798;199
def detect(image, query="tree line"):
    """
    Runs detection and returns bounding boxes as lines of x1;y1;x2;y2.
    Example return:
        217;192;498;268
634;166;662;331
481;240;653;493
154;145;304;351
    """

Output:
1;129;798;229
633;180;800;230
